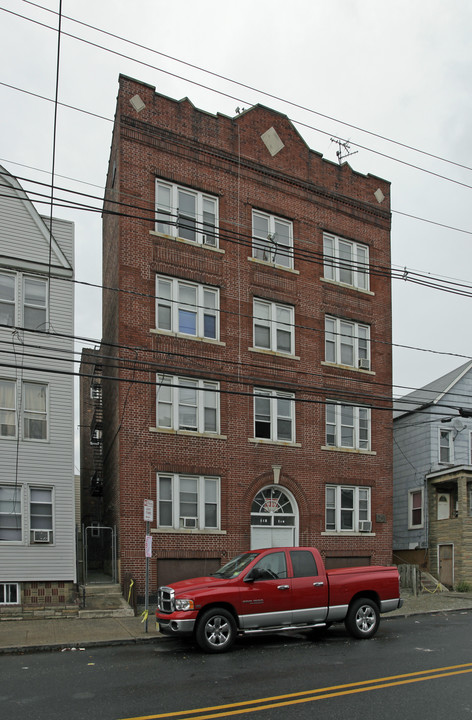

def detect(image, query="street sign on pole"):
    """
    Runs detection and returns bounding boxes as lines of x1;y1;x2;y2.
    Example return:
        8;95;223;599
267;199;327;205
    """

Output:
145;535;152;558
144;499;154;522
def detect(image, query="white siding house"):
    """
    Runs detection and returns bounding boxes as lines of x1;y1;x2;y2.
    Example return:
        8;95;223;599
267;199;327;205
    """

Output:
0;166;76;612
393;360;472;588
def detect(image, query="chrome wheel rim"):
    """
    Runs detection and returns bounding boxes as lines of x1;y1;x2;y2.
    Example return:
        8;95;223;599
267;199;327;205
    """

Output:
355;605;376;633
205;615;231;647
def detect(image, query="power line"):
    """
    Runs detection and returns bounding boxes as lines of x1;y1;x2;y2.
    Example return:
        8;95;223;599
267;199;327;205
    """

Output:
2;326;472;412
1;350;469;420
3;4;472;193
2;145;472;241
20;0;472;176
2;172;472;301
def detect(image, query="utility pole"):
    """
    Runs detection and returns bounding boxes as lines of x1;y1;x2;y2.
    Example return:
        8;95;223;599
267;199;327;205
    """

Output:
143;499;154;633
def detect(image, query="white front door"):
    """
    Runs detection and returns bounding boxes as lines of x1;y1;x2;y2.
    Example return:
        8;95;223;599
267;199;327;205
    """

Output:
437;493;450;520
251;525;295;549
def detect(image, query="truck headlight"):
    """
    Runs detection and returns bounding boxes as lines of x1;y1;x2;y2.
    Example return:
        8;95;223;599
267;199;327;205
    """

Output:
174;598;195;611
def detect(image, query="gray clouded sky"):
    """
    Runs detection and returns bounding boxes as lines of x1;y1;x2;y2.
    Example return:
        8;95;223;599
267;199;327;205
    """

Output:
1;0;472;465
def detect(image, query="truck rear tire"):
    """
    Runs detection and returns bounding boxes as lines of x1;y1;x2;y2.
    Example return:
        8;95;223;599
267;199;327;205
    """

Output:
345;597;380;639
195;608;237;653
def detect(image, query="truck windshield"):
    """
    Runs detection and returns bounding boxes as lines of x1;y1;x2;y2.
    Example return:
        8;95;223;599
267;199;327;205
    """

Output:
213;552;259;579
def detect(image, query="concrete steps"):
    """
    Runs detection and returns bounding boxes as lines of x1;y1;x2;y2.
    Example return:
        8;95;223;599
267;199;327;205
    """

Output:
79;583;135;618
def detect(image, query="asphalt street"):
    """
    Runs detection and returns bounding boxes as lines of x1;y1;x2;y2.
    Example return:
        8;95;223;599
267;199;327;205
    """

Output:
1;607;472;720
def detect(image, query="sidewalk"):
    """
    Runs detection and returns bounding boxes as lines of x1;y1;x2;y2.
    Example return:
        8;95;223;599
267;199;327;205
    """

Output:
1;591;472;654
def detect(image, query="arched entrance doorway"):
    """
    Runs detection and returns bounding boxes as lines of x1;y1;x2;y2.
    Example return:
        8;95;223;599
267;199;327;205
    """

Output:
250;485;298;549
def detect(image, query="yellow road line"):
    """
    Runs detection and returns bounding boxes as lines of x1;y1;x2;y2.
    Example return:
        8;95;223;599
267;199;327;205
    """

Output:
120;662;472;720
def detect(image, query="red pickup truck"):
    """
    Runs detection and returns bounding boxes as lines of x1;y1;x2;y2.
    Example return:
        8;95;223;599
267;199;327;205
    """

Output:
155;546;403;652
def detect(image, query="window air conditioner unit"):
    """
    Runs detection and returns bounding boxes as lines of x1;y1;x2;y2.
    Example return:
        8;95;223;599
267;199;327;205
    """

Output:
33;530;51;543
359;521;372;533
358;358;370;370
180;517;197;529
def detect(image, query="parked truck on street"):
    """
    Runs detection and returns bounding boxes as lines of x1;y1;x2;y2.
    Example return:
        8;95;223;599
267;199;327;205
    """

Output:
155;546;403;652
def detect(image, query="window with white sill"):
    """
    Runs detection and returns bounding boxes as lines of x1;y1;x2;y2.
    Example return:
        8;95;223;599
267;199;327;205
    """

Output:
0;272;15;327
0;582;19;604
157;473;220;530
252;210;293;269
253;299;294;355
325;315;370;369
29;487;53;543
325;401;371;451
408;488;424;529
254;388;295;443
156;275;219;341
0;272;48;331
325;485;371;532
323;233;369;291
439;428;453;464
0;484;22;541
23;276;47;330
0;380;48;441
0;379;16;438
23;382;48;441
155;179;218;247
157;375;219;434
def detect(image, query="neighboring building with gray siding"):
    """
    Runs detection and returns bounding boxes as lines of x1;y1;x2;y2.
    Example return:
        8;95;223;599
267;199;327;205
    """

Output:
0;166;76;612
393;361;472;587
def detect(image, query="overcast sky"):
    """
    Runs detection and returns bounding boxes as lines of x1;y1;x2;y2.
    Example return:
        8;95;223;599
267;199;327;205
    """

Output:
1;0;472;466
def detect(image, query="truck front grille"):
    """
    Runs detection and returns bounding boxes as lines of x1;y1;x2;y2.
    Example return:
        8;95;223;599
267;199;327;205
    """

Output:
157;586;175;613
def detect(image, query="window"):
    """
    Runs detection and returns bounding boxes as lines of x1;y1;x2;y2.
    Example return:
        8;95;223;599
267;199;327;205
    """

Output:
408;488;424;529
29;487;53;543
0;485;22;541
325;401;371;451
290;549;318;577
0;272;48;330
0;583;19;605
157;375;219;434
254;388;295;442
0;379;16;438
156;276;219;341
253;299;294;355
323;233;369;291
155;179;218;246
157;473;220;530
325;316;370;369
439;429;453;464
253;551;287;580
252;210;293;269
23;277;47;330
325;485;371;532
251;487;296;528
23;382;48;440
0;272;15;326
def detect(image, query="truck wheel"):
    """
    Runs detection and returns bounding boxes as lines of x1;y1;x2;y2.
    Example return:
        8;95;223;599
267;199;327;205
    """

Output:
195;608;237;653
345;598;380;639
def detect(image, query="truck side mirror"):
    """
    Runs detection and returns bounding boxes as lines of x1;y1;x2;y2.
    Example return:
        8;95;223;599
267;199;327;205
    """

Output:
244;567;262;582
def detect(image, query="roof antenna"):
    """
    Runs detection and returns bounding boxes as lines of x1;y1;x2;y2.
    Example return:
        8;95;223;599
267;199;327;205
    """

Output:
330;137;358;164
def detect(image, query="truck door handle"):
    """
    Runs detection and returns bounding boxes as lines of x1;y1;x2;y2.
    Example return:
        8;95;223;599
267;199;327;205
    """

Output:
277;585;290;590
313;581;324;587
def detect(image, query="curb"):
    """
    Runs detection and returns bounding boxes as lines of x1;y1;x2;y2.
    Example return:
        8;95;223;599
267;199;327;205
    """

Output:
0;634;165;655
2;604;472;655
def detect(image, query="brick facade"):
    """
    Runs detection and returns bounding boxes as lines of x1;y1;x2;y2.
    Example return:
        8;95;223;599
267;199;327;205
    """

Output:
100;75;393;600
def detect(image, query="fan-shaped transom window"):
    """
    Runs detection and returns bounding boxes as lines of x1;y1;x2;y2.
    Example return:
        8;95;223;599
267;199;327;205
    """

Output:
251;487;295;527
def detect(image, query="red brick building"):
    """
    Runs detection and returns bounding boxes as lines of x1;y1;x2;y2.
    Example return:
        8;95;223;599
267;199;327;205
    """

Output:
100;74;392;600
